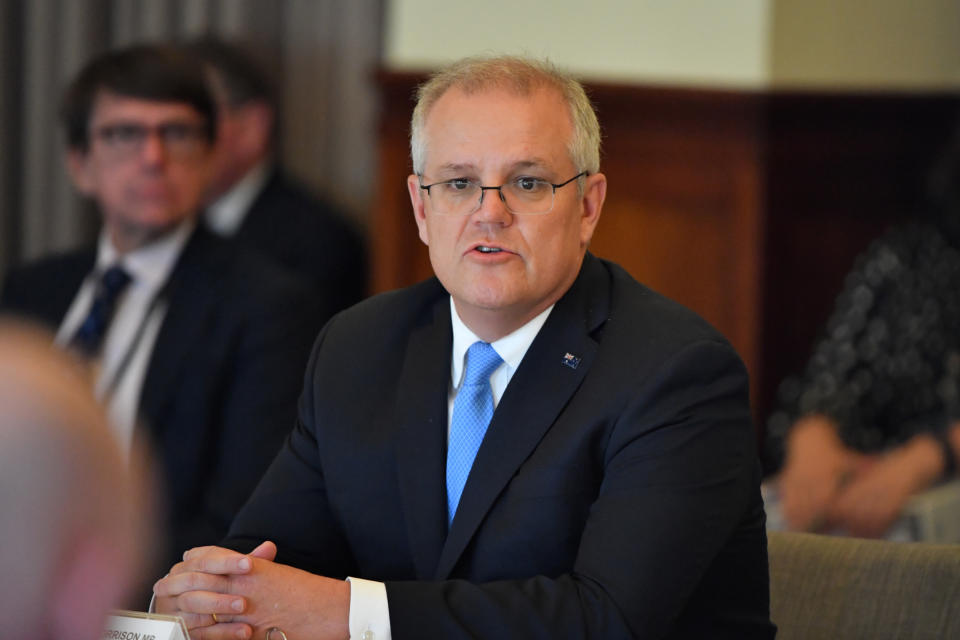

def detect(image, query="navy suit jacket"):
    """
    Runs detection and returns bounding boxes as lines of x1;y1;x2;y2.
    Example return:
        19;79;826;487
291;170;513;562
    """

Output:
226;254;775;639
232;169;367;317
1;225;323;569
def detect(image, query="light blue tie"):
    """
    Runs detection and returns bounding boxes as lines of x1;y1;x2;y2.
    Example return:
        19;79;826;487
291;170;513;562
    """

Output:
447;341;503;525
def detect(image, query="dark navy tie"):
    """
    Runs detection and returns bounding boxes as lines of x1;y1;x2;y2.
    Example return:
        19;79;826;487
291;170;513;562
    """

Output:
446;341;503;525
69;265;132;357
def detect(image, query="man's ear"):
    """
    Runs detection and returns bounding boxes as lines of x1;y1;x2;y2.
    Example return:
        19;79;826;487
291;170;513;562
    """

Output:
65;149;96;196
235;101;274;160
408;174;429;246
579;172;607;247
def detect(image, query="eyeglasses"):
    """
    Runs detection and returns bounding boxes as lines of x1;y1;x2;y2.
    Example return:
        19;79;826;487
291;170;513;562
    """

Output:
90;121;210;160
419;171;587;216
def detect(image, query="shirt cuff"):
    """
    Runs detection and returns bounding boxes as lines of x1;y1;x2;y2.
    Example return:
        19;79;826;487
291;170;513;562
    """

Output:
346;577;391;640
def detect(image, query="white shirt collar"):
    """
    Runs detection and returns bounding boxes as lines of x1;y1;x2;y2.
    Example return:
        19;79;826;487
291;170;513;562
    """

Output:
205;161;272;236
96;217;195;293
449;297;554;390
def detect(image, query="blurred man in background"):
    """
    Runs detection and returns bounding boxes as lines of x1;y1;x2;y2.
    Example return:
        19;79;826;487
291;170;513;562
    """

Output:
0;321;151;640
185;36;367;316
0;44;321;574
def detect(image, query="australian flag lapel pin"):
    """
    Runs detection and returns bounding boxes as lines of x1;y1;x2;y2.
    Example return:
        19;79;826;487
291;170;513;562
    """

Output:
561;352;581;370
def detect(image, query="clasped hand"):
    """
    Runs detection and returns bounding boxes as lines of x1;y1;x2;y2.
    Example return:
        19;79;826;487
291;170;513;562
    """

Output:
780;416;942;537
153;541;350;640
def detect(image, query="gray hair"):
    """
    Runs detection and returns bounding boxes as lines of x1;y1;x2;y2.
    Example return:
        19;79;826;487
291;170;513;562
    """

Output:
0;321;151;639
410;56;601;178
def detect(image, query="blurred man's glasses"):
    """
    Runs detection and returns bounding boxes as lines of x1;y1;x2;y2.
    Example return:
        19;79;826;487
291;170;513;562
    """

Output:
419;171;586;216
90;121;209;160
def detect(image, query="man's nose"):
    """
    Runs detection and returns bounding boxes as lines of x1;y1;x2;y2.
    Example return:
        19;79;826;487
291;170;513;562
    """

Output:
138;130;168;165
474;186;512;222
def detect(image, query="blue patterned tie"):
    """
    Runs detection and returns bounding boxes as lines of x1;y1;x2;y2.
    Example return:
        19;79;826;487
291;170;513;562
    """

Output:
447;341;503;525
69;265;132;357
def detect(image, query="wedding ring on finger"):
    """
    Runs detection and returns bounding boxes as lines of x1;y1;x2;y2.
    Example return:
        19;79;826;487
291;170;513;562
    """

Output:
266;627;289;640
211;613;220;624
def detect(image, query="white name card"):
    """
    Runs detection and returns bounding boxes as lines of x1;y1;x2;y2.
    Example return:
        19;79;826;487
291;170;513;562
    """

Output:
103;610;189;640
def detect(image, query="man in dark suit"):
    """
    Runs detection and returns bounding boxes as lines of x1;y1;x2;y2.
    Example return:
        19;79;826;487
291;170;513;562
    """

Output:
155;56;774;639
0;45;320;573
184;36;367;317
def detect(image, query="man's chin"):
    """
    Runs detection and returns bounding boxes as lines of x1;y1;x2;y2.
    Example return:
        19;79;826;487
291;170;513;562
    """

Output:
107;213;195;252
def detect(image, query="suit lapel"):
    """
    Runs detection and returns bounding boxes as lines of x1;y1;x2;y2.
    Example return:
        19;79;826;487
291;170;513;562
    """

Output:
394;292;453;579
434;255;610;579
138;227;223;437
52;254;96;325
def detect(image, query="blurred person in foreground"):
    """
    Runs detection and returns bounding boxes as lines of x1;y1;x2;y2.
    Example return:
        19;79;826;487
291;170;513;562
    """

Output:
183;35;367;315
0;44;321;573
155;55;774;639
0;321;150;640
766;124;960;537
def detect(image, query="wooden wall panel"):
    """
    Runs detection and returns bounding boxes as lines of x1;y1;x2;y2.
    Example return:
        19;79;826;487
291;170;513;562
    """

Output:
369;69;959;431
369;72;430;289
591;86;765;394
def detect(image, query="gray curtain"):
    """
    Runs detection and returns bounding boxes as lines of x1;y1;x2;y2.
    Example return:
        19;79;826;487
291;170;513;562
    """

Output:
0;0;382;279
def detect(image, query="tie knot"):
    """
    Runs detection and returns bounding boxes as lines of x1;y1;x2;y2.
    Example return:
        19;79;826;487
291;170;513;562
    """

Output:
462;341;502;386
100;265;132;298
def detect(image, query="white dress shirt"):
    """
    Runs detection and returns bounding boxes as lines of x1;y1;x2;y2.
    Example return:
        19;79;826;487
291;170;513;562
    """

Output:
56;219;195;458
346;298;554;640
204;161;271;237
